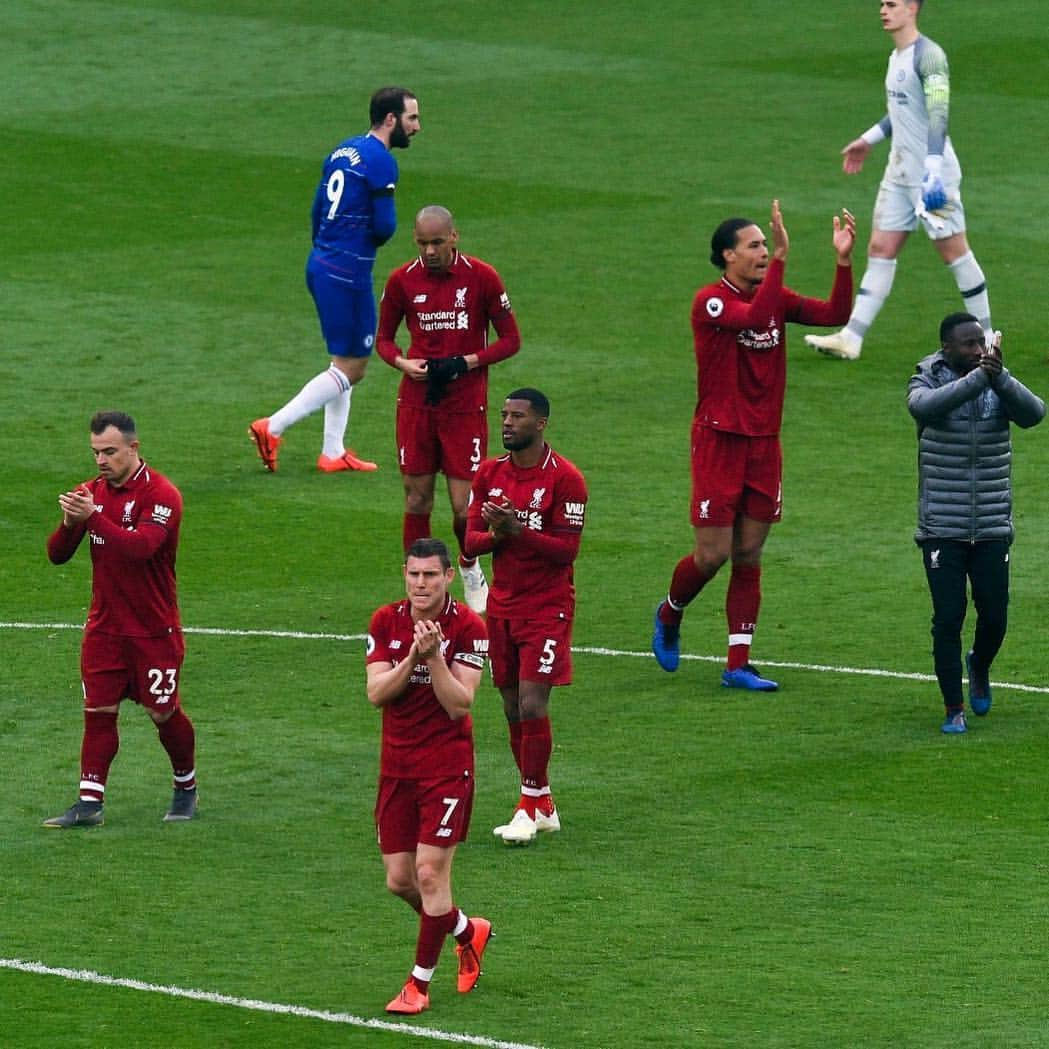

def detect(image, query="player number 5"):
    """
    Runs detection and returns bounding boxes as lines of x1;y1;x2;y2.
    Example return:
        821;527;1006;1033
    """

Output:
540;639;557;667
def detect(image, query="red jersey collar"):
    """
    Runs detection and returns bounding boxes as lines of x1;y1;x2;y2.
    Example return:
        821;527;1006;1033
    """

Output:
102;459;149;492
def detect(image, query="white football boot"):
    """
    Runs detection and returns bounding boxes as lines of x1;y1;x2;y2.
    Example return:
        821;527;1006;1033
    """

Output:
495;808;537;845
459;560;489;614
804;330;862;360
534;806;561;833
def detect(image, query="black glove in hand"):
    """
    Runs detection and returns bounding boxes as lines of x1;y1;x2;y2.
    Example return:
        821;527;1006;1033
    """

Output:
424;356;468;405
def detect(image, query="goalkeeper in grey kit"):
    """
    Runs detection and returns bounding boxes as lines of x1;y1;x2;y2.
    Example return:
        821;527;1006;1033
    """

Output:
805;0;992;361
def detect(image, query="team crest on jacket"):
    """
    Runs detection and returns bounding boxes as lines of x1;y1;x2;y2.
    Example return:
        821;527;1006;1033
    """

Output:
529;488;546;509
706;297;724;318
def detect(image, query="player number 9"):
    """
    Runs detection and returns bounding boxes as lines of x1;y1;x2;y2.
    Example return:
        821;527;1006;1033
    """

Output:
325;170;345;221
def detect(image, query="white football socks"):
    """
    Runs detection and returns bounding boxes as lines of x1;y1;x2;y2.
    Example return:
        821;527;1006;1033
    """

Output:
269;365;350;437
948;251;992;338
322;386;353;458
844;256;897;345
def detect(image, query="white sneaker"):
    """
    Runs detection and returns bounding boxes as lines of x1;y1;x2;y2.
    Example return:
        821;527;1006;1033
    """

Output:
459;560;489;614
534;806;561;833
803;331;862;360
495;808;536;845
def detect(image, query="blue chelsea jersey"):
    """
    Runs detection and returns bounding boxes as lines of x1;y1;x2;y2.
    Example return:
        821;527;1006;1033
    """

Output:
310;132;399;277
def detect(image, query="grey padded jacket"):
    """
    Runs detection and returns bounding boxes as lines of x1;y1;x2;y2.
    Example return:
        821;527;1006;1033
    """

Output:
907;351;1045;544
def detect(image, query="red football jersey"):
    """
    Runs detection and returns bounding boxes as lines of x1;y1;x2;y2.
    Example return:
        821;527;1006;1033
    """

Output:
46;461;182;638
366;595;488;779
691;259;852;436
466;445;587;619
376;251;520;412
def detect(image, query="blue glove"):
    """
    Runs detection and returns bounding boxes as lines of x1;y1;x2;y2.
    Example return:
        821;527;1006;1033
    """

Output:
921;171;947;212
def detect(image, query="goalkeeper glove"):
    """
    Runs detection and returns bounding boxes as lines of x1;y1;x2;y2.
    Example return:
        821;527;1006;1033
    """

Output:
921;155;947;212
424;356;469;405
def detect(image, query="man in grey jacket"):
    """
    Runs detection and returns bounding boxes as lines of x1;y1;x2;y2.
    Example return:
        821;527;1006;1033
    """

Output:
908;312;1045;734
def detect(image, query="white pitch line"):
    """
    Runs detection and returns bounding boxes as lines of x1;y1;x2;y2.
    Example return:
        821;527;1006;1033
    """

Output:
3;621;1046;695
0;959;546;1049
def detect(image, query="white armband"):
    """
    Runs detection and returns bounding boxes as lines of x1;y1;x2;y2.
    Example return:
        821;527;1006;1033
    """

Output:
861;123;887;146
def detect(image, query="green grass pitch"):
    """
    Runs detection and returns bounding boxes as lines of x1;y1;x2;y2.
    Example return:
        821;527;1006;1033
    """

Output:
3;2;1049;1046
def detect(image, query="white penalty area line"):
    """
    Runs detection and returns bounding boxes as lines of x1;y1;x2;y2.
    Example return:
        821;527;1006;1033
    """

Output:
5;621;1047;696
0;959;547;1049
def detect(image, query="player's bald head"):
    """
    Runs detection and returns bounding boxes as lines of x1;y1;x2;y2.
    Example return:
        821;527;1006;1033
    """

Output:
415;205;455;233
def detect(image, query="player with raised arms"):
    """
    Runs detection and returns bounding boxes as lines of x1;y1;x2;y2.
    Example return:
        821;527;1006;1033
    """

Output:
652;201;854;690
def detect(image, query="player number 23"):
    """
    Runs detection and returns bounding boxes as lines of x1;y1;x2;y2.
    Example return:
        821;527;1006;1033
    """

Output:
147;667;177;699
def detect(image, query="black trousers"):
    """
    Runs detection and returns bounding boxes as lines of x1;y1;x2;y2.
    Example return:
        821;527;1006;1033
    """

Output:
919;539;1010;710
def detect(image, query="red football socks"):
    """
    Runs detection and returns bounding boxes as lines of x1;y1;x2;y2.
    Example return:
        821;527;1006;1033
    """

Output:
157;707;197;790
519;716;552;792
414;908;458;984
726;563;761;670
403;512;431;553
80;709;119;802
665;554;714;622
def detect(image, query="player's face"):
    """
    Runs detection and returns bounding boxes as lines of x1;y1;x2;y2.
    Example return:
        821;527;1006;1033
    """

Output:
941;321;986;374
90;425;140;487
501;399;547;452
390;97;421;149
880;0;918;33
415;216;458;272
723;225;769;287
404;555;454;617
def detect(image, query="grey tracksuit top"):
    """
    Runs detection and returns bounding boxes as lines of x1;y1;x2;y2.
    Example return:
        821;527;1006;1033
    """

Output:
907;351;1045;544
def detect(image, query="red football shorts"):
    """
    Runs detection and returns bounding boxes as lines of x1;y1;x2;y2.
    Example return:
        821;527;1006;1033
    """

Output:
486;613;574;688
690;427;782;527
375;773;475;854
80;629;185;712
397;402;487;480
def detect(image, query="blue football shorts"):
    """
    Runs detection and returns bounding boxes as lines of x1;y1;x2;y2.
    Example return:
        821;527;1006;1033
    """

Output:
305;255;376;358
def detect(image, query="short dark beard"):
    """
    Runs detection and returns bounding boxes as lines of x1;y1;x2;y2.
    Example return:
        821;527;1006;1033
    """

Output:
390;116;411;149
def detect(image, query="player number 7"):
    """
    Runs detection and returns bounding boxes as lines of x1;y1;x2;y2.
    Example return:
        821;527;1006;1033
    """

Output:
440;797;460;827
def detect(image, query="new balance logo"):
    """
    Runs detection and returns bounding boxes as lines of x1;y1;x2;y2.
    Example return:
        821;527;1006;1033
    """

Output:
413;294;427;303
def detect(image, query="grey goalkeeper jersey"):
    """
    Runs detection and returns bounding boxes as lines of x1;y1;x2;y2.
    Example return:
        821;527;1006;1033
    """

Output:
879;35;961;188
